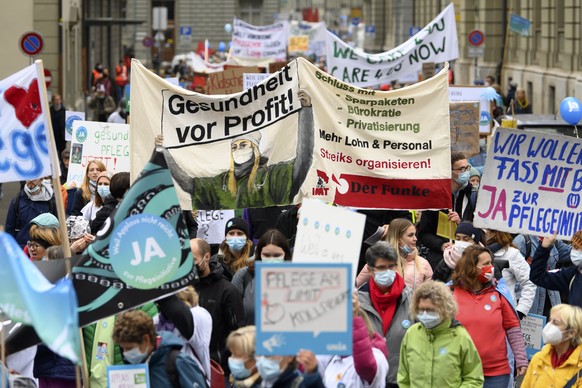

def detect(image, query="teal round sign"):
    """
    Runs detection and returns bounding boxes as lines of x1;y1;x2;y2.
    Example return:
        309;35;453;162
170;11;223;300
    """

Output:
110;214;181;289
75;126;87;142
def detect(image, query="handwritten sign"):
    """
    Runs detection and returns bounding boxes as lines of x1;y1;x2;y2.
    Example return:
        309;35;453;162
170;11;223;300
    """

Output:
67;121;130;186
107;364;150;388
206;66;261;95
292;199;365;286
449;86;492;134
474;128;582;240
288;36;309;53
243;73;271;90
522;313;546;359
255;262;352;355
449;102;480;157
196;209;235;244
65;111;85;142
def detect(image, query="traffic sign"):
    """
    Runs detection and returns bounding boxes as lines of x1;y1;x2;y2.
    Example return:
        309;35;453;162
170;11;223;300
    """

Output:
409;26;422;37
467;46;485;58
468;30;485;47
44;69;52;88
19;31;44;56
179;26;192;36
142;36;153;47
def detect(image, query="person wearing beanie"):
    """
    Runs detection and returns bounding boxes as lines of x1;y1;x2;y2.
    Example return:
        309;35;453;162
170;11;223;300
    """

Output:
469;167;481;191
530;230;582;309
432;222;485;282
214;217;253;281
158;89;314;209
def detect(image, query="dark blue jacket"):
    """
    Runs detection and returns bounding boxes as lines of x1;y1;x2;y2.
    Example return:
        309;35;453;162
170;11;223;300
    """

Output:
33;344;76;380
147;331;205;387
530;244;582;309
5;191;56;248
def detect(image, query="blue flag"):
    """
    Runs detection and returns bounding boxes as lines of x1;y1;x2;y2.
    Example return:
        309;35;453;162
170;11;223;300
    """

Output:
0;232;81;364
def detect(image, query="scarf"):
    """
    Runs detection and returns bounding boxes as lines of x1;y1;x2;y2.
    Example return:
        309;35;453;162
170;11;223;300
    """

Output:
551;346;575;368
369;273;405;335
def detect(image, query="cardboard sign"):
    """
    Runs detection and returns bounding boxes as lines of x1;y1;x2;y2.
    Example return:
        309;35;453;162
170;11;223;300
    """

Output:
255;262;352;355
107;364;150;388
522;313;546;359
67;121;130;186
449;102;480;157
292;199;365;286
206;66;261;95
288;36;309;53
196;209;236;244
449;86;492;134
474;128;582;239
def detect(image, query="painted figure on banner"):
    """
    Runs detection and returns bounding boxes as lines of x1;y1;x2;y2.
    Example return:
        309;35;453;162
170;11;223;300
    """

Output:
164;90;314;210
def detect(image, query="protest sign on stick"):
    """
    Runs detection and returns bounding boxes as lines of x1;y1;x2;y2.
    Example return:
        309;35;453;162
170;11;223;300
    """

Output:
292;198;365;286
474;127;582;240
107;364;150;388
522;313;546;360
449;102;480;157
255;262;352;356
449;86;492;134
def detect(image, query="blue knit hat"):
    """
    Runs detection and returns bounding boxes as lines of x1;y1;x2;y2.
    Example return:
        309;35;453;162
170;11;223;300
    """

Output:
455;222;484;243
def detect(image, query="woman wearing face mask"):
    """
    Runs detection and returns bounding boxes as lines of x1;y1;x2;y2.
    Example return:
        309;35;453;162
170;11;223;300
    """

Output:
453;245;528;388
398;280;484;387
432;222;485;282
356;219;433;289
357;242;412;387
70;160;106;216
81;171;112;221
232;229;292;325
530;230;582;309
5;179;57;249
215;217;254;281
522;304;582;387
112;310;207;386
484;228;537;319
226;326;261;388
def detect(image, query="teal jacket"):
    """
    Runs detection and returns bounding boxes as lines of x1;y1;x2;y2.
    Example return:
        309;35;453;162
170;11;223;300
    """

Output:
398;319;484;388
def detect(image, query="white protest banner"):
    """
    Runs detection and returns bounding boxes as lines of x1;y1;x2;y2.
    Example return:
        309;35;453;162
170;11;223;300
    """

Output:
65;111;85;142
196;209;236;244
449;86;492;134
107;364;150;388
131;57;452;211
255;262;352;355
232;18;290;61
474;128;582;240
243;73;271;90
290;21;327;56
297;59;452;210
522;313;546;359
0;62;52;183
293;198;365;286
325;4;458;87
67;121;130;186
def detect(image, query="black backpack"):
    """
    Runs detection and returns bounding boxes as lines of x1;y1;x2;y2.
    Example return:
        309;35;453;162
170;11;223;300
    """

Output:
165;348;209;388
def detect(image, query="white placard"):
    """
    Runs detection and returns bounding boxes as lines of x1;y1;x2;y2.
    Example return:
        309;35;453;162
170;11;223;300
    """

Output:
243;73;271;90
292;199;366;286
196;209;236;244
449;86;492;134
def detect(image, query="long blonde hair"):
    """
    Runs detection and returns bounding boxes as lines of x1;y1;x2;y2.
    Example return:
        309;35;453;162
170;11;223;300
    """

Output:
80;160;106;202
228;142;261;196
383;218;422;277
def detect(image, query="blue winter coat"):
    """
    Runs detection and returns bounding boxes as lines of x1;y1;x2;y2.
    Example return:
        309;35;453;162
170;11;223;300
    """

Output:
5;190;56;248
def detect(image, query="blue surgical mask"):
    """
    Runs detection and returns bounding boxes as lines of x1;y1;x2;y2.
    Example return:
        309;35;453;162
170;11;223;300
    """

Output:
123;345;148;364
374;269;396;287
89;179;97;187
256;356;282;381
228;357;252;379
261;256;285;263
226;237;247;252
571;250;582;268
400;245;413;255
97;185;110;199
455;171;470;186
417;311;442;329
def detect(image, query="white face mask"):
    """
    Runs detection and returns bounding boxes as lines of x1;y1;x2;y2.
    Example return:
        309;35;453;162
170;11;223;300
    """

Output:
261;256;284;263
542;322;568;345
454;240;472;255
571;249;582;268
232;148;254;165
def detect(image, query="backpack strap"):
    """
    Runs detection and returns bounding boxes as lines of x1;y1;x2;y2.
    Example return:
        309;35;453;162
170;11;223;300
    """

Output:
524;235;532;264
12;194;21;232
564;368;582;388
165;348;181;388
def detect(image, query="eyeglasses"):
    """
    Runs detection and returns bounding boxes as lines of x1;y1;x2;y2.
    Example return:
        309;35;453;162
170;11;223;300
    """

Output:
27;241;41;250
452;164;472;173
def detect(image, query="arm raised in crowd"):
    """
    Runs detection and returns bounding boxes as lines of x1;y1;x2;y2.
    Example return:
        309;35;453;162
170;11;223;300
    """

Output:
530;232;576;292
156;294;194;340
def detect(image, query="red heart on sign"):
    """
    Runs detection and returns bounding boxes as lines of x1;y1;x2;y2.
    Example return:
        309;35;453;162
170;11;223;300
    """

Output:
4;80;42;128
